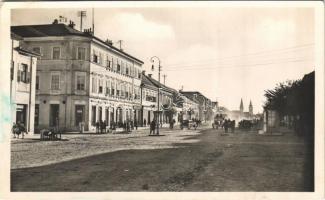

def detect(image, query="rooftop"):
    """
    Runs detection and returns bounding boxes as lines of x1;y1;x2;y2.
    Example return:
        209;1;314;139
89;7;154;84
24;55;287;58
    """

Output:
11;23;144;64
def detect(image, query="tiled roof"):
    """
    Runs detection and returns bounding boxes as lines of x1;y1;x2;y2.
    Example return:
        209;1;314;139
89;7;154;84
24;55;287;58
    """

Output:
145;75;175;94
11;23;143;64
141;74;157;89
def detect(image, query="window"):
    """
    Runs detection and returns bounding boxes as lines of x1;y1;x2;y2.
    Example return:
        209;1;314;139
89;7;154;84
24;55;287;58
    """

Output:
106;80;110;95
76;74;85;90
138;69;141;79
33;47;41;55
77;47;86;60
51;73;60;90
117;60;121;73
111;81;115;96
99;52;103;65
36;75;40;90
91;106;96;125
126;66;129;75
92;77;97;93
93;50;98;63
106;55;111;69
52;47;60;59
98;79;103;94
20;64;28;83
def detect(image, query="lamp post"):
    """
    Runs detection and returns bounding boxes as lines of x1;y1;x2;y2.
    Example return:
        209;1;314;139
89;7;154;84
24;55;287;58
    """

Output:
151;56;161;135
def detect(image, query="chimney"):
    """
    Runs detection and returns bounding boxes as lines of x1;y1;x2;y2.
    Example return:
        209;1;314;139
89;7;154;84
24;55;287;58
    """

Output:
68;20;76;29
148;74;152;78
105;39;113;46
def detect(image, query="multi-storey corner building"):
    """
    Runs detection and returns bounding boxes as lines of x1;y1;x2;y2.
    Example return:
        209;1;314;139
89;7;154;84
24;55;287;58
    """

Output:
10;33;39;134
12;21;143;132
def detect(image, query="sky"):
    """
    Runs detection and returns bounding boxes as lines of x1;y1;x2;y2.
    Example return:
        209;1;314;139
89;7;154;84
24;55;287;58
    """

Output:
11;6;315;113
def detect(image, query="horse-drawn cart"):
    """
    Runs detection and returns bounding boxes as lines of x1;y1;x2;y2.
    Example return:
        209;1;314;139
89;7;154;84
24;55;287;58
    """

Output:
40;128;62;141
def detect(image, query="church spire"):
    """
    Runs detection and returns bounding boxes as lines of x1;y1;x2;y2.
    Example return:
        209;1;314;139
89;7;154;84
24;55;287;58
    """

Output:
240;98;244;112
249;100;253;115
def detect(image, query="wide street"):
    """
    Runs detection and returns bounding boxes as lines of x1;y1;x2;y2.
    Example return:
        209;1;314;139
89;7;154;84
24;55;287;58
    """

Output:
11;125;312;192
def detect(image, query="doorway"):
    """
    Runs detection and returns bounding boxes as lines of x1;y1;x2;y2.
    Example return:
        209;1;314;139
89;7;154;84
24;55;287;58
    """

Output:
75;105;85;126
49;104;60;127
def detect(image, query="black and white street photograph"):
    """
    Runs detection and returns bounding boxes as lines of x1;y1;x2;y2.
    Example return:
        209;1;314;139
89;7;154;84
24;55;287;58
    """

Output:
0;1;324;199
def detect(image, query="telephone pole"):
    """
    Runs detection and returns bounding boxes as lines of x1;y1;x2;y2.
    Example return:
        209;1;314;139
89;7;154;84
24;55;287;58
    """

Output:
78;11;86;32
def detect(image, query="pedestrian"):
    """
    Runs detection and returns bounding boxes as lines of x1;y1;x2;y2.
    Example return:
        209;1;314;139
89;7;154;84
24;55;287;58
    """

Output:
103;120;107;133
150;120;156;135
100;120;104;134
144;119;147;127
231;120;235;133
134;120;138;130
111;121;116;134
95;121;100;134
224;119;228;133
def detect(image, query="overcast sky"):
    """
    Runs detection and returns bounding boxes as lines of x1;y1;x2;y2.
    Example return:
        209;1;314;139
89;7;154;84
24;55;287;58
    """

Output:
12;6;315;113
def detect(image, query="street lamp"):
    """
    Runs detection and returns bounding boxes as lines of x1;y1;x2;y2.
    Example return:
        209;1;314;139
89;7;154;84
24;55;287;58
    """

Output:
151;56;161;135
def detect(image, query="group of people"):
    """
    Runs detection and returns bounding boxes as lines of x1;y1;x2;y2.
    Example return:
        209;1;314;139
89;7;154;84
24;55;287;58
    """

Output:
12;122;27;139
223;119;236;133
95;120;139;134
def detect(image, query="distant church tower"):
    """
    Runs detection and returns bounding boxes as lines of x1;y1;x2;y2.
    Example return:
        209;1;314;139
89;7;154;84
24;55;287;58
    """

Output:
249;100;253;115
240;98;244;113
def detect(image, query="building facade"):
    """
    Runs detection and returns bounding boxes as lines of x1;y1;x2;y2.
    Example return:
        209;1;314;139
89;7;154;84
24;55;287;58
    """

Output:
12;21;143;132
140;73;173;126
179;91;213;122
10;33;39;134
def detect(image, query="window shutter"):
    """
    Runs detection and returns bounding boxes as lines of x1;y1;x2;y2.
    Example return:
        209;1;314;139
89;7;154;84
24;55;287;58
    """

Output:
26;72;30;83
17;70;21;82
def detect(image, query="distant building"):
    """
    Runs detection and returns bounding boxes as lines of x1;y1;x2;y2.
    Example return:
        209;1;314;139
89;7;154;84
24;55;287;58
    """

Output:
225;98;255;124
179;91;213;121
12;20;143;132
10;33;40;134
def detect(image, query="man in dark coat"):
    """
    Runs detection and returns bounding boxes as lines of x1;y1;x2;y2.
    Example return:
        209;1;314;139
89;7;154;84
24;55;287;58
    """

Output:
150;120;156;135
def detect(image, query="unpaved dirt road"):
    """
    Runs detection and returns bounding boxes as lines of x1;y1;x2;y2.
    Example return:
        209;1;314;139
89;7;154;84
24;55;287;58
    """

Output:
11;128;313;191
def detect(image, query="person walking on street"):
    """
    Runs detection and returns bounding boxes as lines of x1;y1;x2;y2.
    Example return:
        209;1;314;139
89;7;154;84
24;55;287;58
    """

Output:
150;120;156;135
134;120;138;130
224;119;228;133
144;119;147;127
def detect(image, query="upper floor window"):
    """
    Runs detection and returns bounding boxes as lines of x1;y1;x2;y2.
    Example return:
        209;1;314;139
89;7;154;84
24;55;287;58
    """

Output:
76;74;86;91
52;47;60;59
93;50;98;63
18;63;29;83
99;52;103;65
36;75;40;90
77;47;86;60
51;72;60;90
106;55;111;69
117;62;121;73
126;66;129;75
98;79;103;94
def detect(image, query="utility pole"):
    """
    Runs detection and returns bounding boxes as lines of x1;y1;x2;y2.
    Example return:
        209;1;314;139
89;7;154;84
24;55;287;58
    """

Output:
92;8;95;34
150;56;162;135
78;11;86;32
163;74;167;85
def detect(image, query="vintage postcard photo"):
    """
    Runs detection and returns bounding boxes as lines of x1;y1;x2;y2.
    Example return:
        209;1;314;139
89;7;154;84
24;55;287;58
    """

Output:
0;1;324;200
